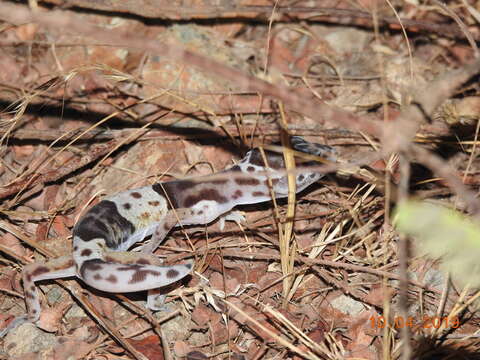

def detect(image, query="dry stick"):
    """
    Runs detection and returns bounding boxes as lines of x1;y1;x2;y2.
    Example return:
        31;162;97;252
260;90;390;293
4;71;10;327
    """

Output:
0;3;381;138
0;126;346;142
382;56;480;157
414;58;480;117
3;98;160;204
398;155;412;360
410;146;480;214
218;250;441;295
310;265;377;306
430;0;479;57
0;124;457;144
30;1;476;40
0;79;276;119
0;139;118;201
78;292;148;360
219;295;324;360
0;221;54;259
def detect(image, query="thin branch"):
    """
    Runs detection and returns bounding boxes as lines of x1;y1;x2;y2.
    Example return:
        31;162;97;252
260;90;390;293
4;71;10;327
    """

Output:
0;2;381;138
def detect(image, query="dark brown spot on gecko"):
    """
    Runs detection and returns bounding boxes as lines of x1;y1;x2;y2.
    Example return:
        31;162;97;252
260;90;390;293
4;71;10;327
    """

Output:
106;275;118;283
184;262;193;270
117;264;141;271
183;189;228;208
252;191;265;197
298;174;305;182
232;190;243;199
80;249;92;257
123;203;131;210
141;212;151;219
93;274;102;280
128;269;161;284
148;201;160;206
248;148;285;169
153;182;179;209
235;178;260;186
32;309;37;314
167;269;180;279
79;259;105;279
229;165;241;172
264;178;279;186
31;266;50;278
131;192;142;199
174;180;197;191
197;210;204;215
73;246;78;251
247;166;255;172
137;258;151;265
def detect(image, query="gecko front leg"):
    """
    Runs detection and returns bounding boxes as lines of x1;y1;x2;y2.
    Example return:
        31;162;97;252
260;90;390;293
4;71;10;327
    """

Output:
139;208;194;254
140;202;234;254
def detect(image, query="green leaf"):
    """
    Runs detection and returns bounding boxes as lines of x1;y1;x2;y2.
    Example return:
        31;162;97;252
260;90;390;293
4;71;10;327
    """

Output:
395;201;480;286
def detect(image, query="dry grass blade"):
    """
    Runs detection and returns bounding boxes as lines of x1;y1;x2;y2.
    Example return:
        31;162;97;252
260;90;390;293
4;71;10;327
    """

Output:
78;293;149;360
278;103;297;306
221;297;327;360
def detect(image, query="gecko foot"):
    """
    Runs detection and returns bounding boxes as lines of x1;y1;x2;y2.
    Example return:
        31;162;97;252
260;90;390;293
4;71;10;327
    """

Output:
0;315;30;338
218;211;246;230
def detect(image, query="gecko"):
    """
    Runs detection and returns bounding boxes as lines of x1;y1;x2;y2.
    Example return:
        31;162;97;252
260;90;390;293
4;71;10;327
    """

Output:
0;136;336;336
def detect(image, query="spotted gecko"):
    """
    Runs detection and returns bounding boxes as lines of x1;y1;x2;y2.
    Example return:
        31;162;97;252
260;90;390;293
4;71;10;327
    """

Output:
0;136;336;336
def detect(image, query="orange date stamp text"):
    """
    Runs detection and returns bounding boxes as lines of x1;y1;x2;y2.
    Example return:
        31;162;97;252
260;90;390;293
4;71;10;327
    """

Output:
369;315;460;329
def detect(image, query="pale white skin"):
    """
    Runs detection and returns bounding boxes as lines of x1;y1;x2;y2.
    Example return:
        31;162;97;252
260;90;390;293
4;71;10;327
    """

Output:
0;136;336;336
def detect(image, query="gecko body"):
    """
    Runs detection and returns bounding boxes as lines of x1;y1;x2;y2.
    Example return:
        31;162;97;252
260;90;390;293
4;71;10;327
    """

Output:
1;136;335;336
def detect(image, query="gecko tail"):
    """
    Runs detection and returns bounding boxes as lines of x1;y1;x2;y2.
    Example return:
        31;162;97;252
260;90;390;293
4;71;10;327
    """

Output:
79;259;194;293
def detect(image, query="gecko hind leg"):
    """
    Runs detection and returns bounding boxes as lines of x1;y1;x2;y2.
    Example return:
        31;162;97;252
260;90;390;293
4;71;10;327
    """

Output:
0;256;76;337
146;288;167;311
139;210;186;254
218;210;246;230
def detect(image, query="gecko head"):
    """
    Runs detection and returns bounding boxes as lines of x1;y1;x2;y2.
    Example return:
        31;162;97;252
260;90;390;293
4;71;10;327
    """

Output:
244;136;336;170
289;136;337;191
290;136;337;162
